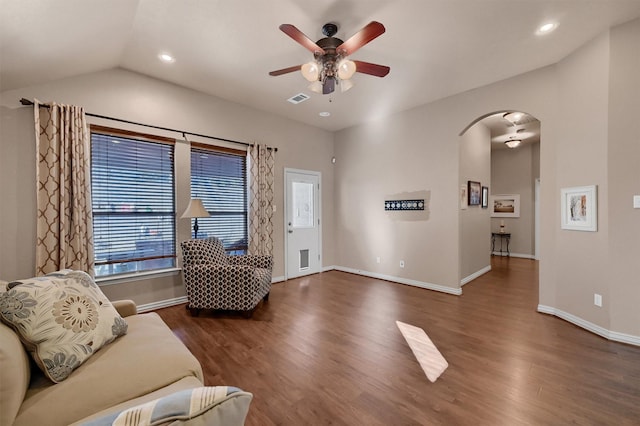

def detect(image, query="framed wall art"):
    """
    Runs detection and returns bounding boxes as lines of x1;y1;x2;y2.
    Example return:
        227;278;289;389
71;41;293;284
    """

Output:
561;185;597;231
481;186;489;208
490;194;520;218
460;185;468;210
468;181;481;206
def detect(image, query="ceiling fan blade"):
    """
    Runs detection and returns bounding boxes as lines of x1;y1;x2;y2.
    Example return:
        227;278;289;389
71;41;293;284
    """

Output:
353;60;390;77
269;65;303;76
279;24;325;55
337;21;386;56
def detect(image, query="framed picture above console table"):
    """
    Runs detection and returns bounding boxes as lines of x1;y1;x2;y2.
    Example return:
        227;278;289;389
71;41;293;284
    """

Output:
490;194;520;218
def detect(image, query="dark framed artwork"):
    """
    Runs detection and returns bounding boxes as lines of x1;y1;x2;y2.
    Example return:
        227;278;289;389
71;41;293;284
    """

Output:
468;181;481;206
481;186;489;208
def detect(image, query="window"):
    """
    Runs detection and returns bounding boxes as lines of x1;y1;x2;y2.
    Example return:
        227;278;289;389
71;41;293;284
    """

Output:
190;145;248;254
91;126;176;277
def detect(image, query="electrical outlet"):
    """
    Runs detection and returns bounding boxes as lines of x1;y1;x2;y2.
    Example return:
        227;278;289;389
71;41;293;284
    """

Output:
594;293;602;307
399;260;405;268
376;256;380;264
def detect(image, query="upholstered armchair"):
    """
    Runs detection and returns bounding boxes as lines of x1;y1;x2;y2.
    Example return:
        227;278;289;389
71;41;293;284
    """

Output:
180;237;272;318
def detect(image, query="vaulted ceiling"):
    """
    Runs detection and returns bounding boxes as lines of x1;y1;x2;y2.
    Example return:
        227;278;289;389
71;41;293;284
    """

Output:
2;0;639;132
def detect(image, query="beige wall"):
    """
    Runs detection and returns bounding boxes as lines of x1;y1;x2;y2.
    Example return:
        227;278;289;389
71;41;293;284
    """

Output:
491;142;540;257
459;122;491;280
334;106;462;290
607;19;640;337
0;68;335;305
552;31;611;329
0;107;37;281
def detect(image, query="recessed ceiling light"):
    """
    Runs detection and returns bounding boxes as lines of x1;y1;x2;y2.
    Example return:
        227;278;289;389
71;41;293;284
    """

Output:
319;112;330;117
158;53;175;63
537;22;557;35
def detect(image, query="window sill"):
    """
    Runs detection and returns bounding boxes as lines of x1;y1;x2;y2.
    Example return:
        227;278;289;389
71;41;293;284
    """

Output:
96;267;181;287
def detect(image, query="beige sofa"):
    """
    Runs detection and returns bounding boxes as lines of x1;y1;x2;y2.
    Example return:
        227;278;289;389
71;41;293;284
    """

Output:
1;283;252;426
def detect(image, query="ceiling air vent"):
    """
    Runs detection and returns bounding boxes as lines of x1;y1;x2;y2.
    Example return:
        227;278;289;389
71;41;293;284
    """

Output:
287;93;310;104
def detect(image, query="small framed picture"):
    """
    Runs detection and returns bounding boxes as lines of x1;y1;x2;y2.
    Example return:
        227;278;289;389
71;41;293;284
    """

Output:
561;185;597;231
490;194;520;218
468;181;481;206
481;186;489;208
460;185;468;210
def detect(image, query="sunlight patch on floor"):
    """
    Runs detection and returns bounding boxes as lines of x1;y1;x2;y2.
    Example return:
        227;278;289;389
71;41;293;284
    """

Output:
396;321;448;382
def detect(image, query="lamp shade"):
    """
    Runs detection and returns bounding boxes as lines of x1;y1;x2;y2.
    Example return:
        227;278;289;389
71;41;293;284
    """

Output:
180;198;210;218
308;81;323;94
337;59;356;80
301;62;320;82
340;78;354;93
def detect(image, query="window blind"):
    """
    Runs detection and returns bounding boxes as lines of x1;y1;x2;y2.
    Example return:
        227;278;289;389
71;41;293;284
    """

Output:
91;131;176;277
190;146;248;252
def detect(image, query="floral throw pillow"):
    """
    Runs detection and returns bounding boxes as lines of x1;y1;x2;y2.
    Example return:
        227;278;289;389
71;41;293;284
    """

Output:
0;271;128;383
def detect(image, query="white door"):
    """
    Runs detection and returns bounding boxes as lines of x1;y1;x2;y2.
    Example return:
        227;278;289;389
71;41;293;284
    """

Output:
285;169;321;279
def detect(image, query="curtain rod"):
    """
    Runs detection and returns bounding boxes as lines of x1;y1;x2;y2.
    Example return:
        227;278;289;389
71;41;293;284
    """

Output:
19;98;277;152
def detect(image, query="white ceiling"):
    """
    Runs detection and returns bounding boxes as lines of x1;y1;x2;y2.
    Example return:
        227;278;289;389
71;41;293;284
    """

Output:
1;0;639;132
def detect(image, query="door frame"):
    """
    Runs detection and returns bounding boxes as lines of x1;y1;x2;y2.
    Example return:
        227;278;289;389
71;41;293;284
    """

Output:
284;168;322;280
535;178;540;260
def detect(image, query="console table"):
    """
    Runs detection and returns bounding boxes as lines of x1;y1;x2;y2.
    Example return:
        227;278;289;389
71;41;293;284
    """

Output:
491;232;511;256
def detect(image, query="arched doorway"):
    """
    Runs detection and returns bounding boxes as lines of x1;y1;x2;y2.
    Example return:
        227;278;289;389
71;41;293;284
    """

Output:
459;110;541;284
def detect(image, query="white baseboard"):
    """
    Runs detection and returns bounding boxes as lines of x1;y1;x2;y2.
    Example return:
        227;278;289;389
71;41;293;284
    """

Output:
272;275;285;284
322;265;336;272
138;296;188;313
333;266;462;296
537;304;640;347
511;253;536;259
491;252;536;259
461;265;491;286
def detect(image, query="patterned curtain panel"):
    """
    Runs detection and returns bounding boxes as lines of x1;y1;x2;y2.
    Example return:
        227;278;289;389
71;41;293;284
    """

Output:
248;143;275;256
34;100;95;276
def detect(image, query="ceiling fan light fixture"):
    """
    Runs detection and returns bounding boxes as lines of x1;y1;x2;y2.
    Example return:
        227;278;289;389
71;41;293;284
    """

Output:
505;139;522;149
337;59;356;80
270;21;389;95
308;81;323;94
339;78;354;93
301;62;320;82
503;111;524;123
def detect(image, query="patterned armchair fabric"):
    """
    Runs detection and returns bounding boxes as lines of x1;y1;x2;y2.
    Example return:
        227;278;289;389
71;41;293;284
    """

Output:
180;238;272;317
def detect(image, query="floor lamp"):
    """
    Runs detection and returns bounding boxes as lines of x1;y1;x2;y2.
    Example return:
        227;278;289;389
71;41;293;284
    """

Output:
181;198;210;239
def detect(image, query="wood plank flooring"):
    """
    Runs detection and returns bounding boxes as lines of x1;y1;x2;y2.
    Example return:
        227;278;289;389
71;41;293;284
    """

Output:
156;257;640;425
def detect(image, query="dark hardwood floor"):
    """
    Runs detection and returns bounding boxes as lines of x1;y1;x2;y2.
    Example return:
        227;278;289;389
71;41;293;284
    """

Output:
157;258;640;425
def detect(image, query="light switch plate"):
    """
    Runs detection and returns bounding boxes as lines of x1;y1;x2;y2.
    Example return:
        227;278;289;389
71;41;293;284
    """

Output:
634;195;640;209
594;293;602;307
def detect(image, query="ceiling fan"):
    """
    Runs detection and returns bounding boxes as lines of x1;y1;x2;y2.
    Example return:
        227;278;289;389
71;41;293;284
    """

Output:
269;21;390;95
